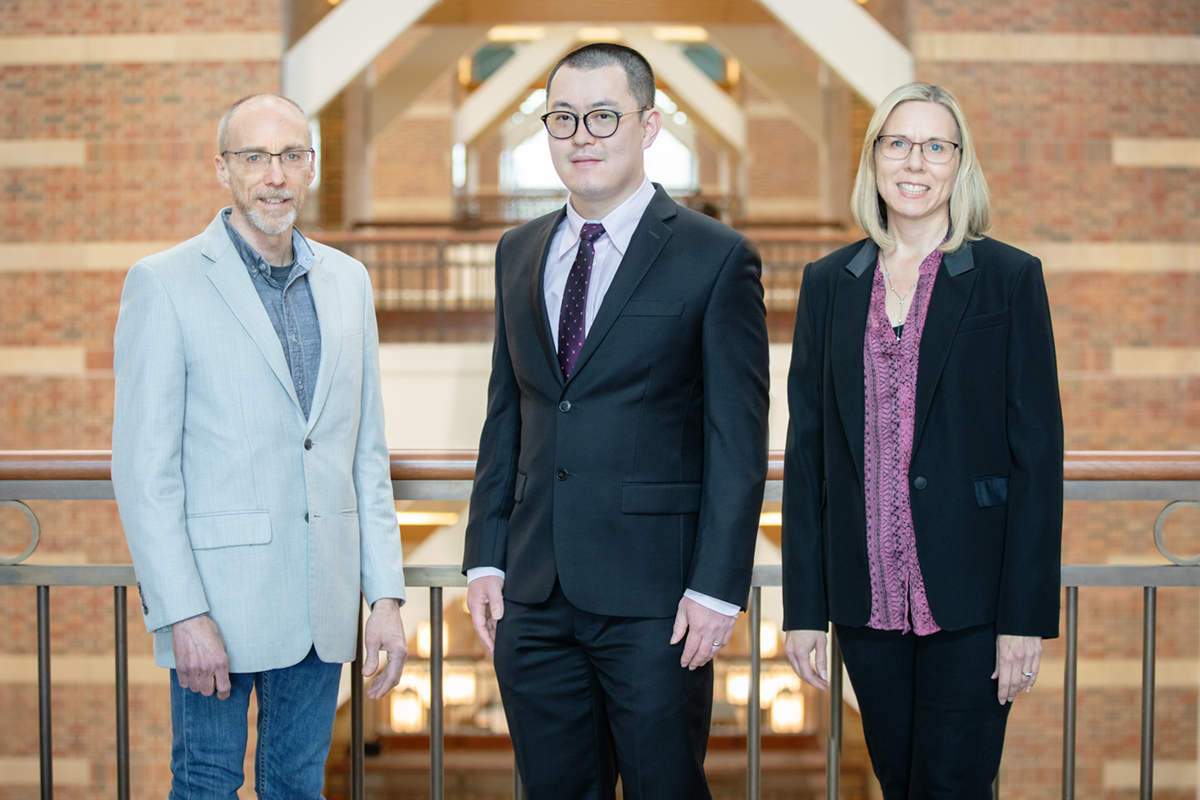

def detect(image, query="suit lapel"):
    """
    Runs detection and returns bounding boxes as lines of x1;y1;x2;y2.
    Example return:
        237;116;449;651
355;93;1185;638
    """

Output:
831;240;878;482
305;253;341;434
912;244;977;450
566;188;674;383
202;217;301;411
529;209;567;384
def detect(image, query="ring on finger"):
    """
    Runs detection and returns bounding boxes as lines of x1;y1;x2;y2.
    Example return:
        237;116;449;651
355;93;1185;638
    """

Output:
1022;671;1034;677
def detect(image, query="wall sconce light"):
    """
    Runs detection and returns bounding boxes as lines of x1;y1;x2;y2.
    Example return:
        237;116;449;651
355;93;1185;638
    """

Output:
416;621;449;658
390;689;424;732
770;691;806;733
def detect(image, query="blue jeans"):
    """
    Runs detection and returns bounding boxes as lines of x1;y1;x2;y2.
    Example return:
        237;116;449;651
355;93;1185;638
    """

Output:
169;646;342;800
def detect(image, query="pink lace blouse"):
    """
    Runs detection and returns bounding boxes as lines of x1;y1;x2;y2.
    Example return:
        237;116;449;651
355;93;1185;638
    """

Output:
863;248;942;635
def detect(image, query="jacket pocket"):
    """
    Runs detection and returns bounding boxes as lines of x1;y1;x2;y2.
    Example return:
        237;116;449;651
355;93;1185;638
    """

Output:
513;471;527;503
621;482;702;514
620;301;685;317
973;475;1010;508
956;311;1009;334
186;510;272;550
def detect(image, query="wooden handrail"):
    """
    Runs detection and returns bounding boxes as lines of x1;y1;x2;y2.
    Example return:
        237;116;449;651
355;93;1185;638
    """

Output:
3;450;1199;483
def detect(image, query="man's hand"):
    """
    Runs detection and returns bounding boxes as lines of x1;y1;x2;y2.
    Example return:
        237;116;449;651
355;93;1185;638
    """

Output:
466;576;505;655
670;596;736;671
784;629;829;692
171;614;231;700
363;598;407;700
993;634;1042;705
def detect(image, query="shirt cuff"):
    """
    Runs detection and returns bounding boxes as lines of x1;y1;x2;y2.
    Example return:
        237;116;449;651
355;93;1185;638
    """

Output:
466;567;505;584
685;589;740;617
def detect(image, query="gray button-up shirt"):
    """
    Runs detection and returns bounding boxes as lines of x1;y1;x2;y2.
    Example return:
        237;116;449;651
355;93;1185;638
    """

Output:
222;210;322;418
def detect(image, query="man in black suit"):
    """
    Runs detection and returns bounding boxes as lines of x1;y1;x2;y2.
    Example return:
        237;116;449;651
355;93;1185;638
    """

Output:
463;43;770;799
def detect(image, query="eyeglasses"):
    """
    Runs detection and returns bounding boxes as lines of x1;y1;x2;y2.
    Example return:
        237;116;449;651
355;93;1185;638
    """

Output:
541;107;652;140
875;135;960;164
222;149;316;171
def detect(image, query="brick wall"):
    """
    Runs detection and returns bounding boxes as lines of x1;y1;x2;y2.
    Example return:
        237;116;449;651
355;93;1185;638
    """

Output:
1;1;283;796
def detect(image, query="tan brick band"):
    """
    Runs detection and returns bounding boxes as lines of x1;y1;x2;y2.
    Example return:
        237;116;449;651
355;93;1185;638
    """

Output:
1112;138;1200;168
0;140;87;168
914;33;1200;64
0;758;90;787
0;654;166;684
0;241;180;272
0;32;280;65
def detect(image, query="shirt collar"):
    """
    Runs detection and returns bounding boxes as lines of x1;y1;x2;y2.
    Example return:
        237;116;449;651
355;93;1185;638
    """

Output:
557;177;656;260
221;208;314;282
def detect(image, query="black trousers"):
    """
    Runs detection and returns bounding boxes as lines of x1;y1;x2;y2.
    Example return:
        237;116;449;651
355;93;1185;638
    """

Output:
494;581;713;800
836;622;1012;800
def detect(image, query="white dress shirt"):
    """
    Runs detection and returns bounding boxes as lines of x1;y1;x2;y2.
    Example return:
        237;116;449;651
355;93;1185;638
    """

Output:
468;177;739;618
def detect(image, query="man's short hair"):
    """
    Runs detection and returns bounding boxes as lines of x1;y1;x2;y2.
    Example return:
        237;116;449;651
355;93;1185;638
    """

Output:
217;93;310;154
546;43;656;110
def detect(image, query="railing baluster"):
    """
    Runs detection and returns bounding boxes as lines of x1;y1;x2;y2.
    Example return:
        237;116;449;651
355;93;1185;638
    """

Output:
114;587;130;800
747;586;762;800
430;586;444;800
827;628;842;800
37;585;53;800
352;604;364;800
1140;587;1156;800
1062;586;1078;800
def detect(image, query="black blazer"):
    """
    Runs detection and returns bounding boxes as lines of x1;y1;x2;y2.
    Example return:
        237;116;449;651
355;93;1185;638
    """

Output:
464;186;771;618
781;237;1063;638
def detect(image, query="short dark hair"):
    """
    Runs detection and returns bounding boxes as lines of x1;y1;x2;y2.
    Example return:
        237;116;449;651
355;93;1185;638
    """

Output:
546;43;655;110
217;93;310;153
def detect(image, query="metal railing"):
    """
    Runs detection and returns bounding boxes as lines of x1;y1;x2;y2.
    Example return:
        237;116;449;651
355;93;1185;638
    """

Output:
311;229;860;323
2;450;1200;800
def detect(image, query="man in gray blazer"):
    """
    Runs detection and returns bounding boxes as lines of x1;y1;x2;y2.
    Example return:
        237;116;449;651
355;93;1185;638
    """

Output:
112;93;407;799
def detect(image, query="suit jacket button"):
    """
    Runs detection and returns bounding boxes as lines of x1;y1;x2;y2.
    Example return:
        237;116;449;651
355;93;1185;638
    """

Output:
556;468;568;481
304;438;313;450
304;513;309;522
914;476;927;489
558;400;571;412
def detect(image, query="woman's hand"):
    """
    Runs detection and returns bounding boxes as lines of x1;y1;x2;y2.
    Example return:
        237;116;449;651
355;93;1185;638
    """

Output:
785;629;829;692
993;634;1042;705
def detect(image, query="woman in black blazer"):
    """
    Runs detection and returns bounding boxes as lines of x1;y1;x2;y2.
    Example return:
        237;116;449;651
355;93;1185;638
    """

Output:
781;82;1063;799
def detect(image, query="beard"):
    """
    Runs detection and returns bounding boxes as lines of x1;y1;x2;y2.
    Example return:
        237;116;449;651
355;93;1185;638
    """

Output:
232;187;304;237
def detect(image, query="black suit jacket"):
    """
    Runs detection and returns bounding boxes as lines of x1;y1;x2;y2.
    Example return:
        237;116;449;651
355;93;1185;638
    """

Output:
781;237;1063;638
464;186;770;618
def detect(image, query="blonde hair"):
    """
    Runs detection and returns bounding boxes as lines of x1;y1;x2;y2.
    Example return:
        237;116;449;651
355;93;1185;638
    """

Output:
850;82;991;253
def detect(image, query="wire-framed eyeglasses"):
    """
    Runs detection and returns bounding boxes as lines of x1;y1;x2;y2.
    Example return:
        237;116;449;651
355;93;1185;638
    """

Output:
875;135;960;164
541;107;653;140
221;149;316;171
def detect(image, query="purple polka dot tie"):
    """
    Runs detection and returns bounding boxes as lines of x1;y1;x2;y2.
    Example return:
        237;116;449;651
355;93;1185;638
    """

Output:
557;222;605;380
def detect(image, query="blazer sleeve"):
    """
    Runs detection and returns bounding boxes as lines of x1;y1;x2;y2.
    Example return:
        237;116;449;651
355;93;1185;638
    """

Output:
684;236;770;609
781;263;830;631
353;264;407;607
462;232;522;573
996;255;1064;638
112;261;210;632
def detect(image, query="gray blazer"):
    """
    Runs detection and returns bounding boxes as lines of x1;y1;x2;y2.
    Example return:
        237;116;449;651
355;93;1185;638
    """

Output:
112;210;405;673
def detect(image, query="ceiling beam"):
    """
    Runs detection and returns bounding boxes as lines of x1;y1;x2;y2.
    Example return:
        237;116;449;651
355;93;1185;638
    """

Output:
706;24;822;140
283;0;439;116
622;30;746;152
753;0;912;106
453;31;578;146
371;25;489;141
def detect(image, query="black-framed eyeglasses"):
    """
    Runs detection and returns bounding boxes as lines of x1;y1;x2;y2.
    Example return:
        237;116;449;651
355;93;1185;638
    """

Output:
541;107;653;140
875;135;960;164
221;149;316;171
